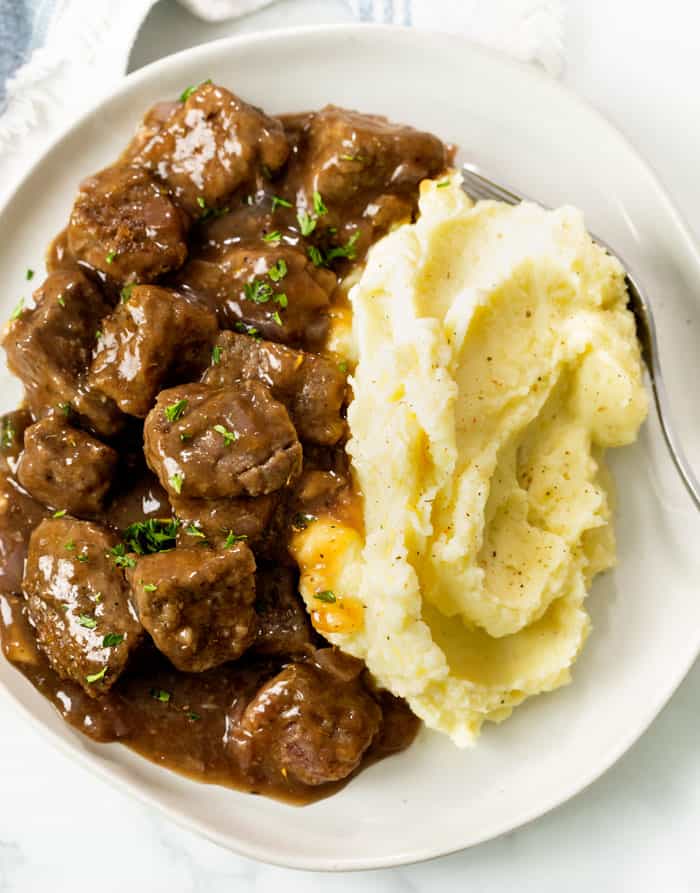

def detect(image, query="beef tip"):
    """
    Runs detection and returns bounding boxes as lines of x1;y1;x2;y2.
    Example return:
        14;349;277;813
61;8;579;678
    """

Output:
2;271;124;437
203;331;346;444
144;381;302;500
228;662;381;786
127;543;256;672
121;100;180;159
173;491;278;548
174;244;335;347
68;164;189;285
17;417;118;517
89;286;218;417
298;105;448;208
252;566;311;656
311;646;365;682
22;518;142;695
134;82;289;216
0;475;49;595
0;409;33;476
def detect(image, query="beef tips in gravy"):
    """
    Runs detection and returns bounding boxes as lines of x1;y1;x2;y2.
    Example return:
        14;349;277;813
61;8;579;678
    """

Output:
0;82;442;803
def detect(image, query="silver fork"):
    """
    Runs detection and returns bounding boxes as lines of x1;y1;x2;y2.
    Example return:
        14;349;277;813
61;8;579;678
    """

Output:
461;163;700;511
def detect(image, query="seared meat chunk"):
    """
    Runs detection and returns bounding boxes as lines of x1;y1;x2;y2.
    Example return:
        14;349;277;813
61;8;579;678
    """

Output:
174;244;335;346
299;105;447;207
121;100;180;159
173;491;278;548
2;271;124;437
203;331;346;444
68;164;189;285
0;475;49;595
127;543;256;672
90;286;218;417
17;417;118;517
0;409;33;476
22;518;142;695
144;381;302;500
134;82;289;216
228;662;381;785
252;566;311;656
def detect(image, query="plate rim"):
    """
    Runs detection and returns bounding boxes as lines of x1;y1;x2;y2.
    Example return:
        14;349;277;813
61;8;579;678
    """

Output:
1;22;699;872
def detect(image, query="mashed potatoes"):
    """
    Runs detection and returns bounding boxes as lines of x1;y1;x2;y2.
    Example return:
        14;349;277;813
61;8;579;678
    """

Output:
291;177;647;745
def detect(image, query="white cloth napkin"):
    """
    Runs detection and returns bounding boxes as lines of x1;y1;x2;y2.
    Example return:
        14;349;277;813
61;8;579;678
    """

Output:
0;0;563;192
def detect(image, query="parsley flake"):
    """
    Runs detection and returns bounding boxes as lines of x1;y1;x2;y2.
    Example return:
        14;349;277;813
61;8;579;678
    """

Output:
271;310;283;327
1;418;15;450
224;531;247;548
77;553;89;563
58;401;73;417
105;250;117;264
123;518;179;555
26;268;34;281
10;298;24;321
271;196;292;211
179;78;211;102
150;688;171;703
313;191;328;216
262;230;281;244
211;345;222;365
273;293;288;309
297;209;317;237
65;540;76;551
86;666;107;684
164;398;188;423
436;179;451;188
78;614;97;629
314;590;337;603
103;633;124;648
234;322;261;339
307;245;324;268
186;524;206;539
120;283;135;303
268;258;287;282
170;473;184;495
186;711;201;721
110;544;136;569
213;424;237;446
57;296;65;308
324;231;360;263
337;361;348;373
142;583;158;593
243;279;273;304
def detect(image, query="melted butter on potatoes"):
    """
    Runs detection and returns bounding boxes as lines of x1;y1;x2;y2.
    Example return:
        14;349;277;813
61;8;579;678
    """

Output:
293;177;647;745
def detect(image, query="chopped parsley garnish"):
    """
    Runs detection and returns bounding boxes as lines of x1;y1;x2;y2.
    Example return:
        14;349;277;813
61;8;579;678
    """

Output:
25;268;34;281
123;518;179;555
195;195;229;220
102;633;124;648
234;322;261;339
78;614;97;629
86;666;107;684
180;432;192;442
324;231;360;263
105;250;117;264
58;401;72;417
164;398;188;422
65;540;76;551
337;361;348;373
110;544;136;569
313;191;328;216
10;298;24;321
185;524;206;539
291;512;316;531
179;78;211;102
186;711;201;721
196;196;207;209
120;283;135;303
1;418;15;450
170;473;184;495
211;345;222;365
243;278;273;304
271;196;292;211
273;292;288;309
57;295;66;308
268;258;287;282
436;179;450;188
262;230;281;244
95;330;103;341
77;553;89;563
142;583;158;593
150;688;171;703
224;531;248;548
340;153;365;162
296;209;317;237
314;590;337;603
213;424;237;446
307;245;324;268
271;310;283;327
94;592;102;603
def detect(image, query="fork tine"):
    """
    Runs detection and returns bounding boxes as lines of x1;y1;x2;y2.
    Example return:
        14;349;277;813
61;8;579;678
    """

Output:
461;165;525;206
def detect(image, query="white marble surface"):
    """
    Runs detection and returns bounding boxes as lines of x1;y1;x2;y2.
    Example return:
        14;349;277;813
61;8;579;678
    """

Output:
2;1;700;889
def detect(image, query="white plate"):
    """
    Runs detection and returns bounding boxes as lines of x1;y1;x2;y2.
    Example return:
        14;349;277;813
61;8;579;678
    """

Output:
1;24;699;872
